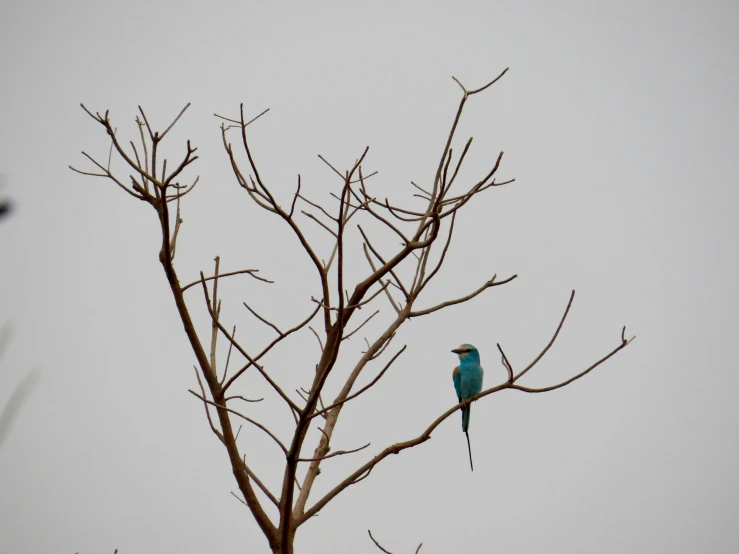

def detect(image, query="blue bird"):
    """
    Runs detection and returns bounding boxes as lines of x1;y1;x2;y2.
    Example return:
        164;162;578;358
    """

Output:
452;344;484;471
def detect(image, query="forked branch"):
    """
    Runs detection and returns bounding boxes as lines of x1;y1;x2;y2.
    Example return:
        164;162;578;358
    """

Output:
368;530;423;554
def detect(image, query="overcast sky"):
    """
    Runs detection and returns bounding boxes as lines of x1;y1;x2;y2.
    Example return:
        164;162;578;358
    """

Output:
1;1;738;553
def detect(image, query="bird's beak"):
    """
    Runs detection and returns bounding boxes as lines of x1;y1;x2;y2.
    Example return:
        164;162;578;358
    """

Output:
451;348;462;354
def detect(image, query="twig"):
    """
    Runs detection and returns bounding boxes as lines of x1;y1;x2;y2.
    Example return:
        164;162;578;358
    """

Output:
296;388;309;403
222;325;237;383
452;67;509;96
513;290;574;382
69;152;145;201
298;192;337;222
159;103;191;140
316;426;330;441
511;329;635;393
367;530;421;554
243;302;283;335
191;366;223;443
410;181;431;198
242;456;279;507
225;395;264;403
302;210;338;238
311;346;406;419
188;390;288;455
309;326;324;351
231;491;248;507
289;175;301;218
169;193;183;260
182;268;272;292
223;304;321;392
199;273;300;412
214;107;270;127
368;530;394;554
497;343;513;383
343;310;379;341
209;258;221;376
298;442;370;462
409;274;518;317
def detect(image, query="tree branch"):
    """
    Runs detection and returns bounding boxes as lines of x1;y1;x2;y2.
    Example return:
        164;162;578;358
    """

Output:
223;303;321;392
367;530;423;554
310;345;406;419
409;273;518;317
182;268;273;292
513;289;574;382
511;330;635;393
299;299;631;524
189;390;288;455
298;442;370;462
200;275;300;412
243;456;280;507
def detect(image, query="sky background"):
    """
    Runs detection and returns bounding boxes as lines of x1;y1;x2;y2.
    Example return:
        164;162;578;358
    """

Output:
1;1;738;553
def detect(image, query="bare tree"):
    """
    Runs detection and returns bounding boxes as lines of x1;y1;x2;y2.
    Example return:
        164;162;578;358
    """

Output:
70;68;633;554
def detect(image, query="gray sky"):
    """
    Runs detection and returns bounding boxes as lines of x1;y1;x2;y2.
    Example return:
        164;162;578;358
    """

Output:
1;1;738;552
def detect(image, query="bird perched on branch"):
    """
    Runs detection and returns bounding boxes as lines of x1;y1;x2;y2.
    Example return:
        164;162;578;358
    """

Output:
452;344;484;471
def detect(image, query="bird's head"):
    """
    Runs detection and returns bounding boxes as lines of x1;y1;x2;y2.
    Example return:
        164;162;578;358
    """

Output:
452;343;480;363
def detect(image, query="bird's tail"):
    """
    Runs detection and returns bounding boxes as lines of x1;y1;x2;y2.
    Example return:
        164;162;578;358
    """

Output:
462;404;471;432
465;430;474;471
462;405;474;470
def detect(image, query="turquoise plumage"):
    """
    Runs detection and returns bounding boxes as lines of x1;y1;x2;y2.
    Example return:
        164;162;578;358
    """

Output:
452;344;484;471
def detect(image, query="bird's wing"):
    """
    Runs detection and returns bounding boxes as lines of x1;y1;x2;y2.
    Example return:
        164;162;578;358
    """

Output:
452;366;462;402
472;363;484;394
